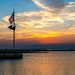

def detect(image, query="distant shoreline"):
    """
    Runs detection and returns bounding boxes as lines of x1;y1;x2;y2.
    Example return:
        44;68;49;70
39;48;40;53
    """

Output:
0;49;75;53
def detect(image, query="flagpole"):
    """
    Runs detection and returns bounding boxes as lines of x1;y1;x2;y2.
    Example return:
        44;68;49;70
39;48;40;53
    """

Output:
13;25;15;50
8;8;16;50
13;8;15;50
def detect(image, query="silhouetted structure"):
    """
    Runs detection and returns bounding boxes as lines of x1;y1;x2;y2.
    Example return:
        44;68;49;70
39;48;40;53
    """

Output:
8;9;16;50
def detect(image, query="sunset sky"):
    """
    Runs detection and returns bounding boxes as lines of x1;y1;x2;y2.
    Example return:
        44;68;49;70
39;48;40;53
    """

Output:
0;0;75;49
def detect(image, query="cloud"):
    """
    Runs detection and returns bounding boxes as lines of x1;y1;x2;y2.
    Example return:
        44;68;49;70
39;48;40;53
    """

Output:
3;11;64;28
32;0;65;14
0;21;7;29
66;2;75;8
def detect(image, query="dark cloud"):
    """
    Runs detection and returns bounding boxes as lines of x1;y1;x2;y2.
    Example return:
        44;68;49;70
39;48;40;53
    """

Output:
32;0;65;13
41;0;65;8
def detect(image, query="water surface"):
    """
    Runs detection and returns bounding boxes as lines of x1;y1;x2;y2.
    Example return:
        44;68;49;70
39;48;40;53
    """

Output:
0;51;75;75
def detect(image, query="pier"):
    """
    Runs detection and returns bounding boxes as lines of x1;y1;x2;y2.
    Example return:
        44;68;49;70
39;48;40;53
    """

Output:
0;50;23;59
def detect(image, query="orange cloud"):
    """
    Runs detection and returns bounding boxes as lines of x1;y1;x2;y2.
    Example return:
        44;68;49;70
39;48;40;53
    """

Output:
37;34;75;44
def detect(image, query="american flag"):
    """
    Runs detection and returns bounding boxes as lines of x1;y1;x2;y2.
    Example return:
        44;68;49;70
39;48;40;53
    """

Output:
9;11;14;24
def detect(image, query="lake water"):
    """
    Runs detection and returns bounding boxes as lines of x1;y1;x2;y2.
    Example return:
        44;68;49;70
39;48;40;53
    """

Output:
0;51;75;75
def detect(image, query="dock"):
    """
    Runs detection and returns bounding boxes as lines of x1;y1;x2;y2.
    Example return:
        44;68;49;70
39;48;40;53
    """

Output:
0;50;23;59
